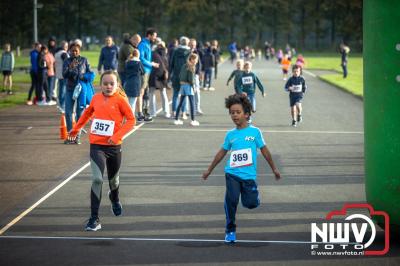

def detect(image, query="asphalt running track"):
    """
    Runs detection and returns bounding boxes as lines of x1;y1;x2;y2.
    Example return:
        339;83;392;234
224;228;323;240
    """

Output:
0;60;399;266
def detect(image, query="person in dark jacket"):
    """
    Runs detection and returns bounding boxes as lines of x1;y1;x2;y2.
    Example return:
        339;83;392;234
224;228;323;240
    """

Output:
98;36;119;73
173;53;200;126
211;40;221;80
202;42;215;91
118;33;141;85
169;36;191;117
62;42;91;144
27;42;41;105
149;40;170;118
124;48;144;118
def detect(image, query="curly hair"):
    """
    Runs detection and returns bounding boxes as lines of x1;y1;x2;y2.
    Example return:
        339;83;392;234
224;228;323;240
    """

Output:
225;94;253;115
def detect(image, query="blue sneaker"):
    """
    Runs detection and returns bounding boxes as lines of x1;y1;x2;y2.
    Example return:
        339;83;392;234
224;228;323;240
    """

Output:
109;191;122;216
85;216;101;231
225;232;236;243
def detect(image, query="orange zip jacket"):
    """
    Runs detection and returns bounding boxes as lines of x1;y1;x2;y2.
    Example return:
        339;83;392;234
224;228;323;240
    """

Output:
281;58;291;71
70;91;135;145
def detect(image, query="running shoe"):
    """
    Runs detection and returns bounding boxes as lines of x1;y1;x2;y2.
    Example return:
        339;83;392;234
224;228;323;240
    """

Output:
108;191;122;216
137;115;144;123
292;120;297;127
85;217;101;231
225;232;236;243
164;113;171;119
26;100;33;106
209;87;215;91
182;113;188;120
75;137;81;145
190;120;200;126
196;110;204;115
174;119;183;125
297;114;302;123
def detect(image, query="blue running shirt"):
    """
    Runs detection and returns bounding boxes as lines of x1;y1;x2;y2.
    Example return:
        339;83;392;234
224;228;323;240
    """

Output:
222;125;266;180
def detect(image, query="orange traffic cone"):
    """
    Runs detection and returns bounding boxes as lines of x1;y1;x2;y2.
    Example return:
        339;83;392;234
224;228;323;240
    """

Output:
72;114;76;129
60;114;67;140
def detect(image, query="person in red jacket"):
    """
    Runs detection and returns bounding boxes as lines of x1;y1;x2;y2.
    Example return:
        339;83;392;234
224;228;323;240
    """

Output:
67;70;135;231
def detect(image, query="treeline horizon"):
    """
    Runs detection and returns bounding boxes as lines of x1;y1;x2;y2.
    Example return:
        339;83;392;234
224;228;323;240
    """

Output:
0;0;362;51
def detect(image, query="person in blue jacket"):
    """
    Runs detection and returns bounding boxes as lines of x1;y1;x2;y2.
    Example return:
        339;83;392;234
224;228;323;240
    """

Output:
97;36;119;73
27;42;41;105
137;28;159;122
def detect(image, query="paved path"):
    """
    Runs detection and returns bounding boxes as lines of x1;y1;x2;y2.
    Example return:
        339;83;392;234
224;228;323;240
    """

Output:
0;60;398;265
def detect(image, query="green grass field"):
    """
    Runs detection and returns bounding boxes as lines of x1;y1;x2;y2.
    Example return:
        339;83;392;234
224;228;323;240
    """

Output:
302;53;363;97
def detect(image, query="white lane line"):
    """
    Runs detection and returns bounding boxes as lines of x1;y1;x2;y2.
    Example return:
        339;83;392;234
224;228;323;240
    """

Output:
0;235;320;244
0;106;165;236
140;128;363;134
303;70;317;78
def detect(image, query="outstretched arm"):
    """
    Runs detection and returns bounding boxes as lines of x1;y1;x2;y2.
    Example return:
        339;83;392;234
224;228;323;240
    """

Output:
260;146;281;180
202;148;228;180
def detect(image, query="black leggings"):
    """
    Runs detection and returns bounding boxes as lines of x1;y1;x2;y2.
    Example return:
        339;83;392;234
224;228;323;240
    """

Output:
175;95;195;121
89;144;122;218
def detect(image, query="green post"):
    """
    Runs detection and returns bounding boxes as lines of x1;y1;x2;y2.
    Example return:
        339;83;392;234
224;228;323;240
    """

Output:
364;0;400;232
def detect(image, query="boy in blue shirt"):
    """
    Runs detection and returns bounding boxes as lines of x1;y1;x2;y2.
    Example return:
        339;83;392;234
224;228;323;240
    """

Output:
285;64;307;127
202;94;281;243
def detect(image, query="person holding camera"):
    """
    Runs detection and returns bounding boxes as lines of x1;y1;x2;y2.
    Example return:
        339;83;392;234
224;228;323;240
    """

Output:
62;41;91;144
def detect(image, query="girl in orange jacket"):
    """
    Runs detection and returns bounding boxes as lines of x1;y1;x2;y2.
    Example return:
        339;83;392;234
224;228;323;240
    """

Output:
68;70;135;231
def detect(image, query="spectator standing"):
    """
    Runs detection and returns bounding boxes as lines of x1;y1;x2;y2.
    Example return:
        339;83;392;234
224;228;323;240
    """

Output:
124;48;144;118
228;41;237;63
118;33;140;86
340;43;350;78
54;41;69;112
149;40;170;118
62;42;91;144
98;36;119;73
170;36;191;117
137;28;159;122
0;43;15;95
189;38;203;115
211;40;221;79
201;42;215;91
27;42;41;105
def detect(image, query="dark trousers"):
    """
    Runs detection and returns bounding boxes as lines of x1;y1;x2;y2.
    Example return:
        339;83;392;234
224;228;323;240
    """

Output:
28;71;39;100
341;63;348;78
224;173;260;233
203;68;213;88
89;144;122;218
38;70;49;101
175;95;194;120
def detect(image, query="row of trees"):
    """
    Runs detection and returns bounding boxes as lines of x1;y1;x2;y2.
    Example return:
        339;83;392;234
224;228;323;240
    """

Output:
0;0;362;51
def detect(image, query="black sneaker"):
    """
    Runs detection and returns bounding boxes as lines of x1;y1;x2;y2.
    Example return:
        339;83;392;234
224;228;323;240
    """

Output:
109;191;122;216
85;216;101;231
292;120;297;127
297;114;302;123
137;115;145;123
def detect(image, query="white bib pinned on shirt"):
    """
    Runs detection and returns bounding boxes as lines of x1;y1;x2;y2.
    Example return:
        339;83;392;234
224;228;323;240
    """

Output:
242;76;253;85
90;118;115;136
230;148;253;168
